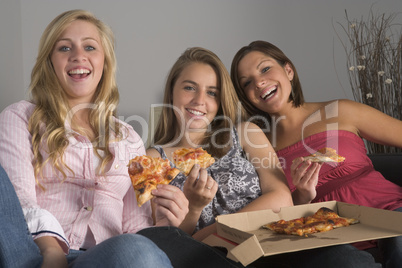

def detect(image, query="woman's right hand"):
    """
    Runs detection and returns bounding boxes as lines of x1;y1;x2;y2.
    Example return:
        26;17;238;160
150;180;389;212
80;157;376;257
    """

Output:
183;164;218;212
175;164;217;235
290;157;322;205
35;236;67;268
152;184;189;227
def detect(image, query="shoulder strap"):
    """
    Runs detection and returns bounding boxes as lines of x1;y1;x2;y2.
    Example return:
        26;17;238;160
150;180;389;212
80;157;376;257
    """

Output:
150;145;167;159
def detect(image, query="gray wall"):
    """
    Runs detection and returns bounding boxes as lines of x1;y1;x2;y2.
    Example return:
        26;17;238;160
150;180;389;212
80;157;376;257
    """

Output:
1;0;401;143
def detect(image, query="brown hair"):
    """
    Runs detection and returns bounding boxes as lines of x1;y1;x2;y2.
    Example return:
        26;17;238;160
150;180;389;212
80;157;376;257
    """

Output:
152;47;245;157
230;40;304;126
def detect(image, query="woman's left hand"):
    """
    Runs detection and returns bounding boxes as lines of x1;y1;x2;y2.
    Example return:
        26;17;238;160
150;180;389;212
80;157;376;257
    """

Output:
151;184;189;227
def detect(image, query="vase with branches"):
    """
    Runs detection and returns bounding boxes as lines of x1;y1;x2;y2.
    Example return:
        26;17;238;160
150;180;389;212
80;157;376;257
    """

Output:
337;7;402;154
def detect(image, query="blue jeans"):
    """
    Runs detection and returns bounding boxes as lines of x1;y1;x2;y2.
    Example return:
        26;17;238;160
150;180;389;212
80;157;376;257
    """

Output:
0;164;172;268
66;234;172;267
377;207;402;268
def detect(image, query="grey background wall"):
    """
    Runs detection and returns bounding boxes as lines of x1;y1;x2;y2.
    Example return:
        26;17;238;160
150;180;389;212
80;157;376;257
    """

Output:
1;0;401;144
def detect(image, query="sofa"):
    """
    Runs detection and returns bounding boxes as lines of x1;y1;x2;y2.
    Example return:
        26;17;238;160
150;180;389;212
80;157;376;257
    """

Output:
365;153;402;264
368;153;402;187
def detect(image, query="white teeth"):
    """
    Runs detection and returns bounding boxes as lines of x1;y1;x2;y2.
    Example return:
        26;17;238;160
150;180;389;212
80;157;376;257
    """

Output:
68;69;90;75
261;87;276;99
187;109;204;116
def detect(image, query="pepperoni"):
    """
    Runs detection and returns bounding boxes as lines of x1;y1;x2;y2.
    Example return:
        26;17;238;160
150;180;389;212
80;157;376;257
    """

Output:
128;161;143;175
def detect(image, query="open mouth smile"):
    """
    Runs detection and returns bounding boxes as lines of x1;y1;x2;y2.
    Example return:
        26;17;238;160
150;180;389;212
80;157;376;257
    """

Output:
260;86;277;100
186;108;205;116
68;68;91;79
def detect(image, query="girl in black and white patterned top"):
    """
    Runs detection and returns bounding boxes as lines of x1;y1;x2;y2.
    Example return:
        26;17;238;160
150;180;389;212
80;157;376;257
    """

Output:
146;47;292;241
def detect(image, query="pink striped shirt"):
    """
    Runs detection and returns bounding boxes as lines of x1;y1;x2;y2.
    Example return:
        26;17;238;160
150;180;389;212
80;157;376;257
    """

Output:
0;101;153;253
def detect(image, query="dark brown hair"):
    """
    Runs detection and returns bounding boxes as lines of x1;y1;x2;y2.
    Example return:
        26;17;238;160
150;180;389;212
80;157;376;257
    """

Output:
230;40;304;126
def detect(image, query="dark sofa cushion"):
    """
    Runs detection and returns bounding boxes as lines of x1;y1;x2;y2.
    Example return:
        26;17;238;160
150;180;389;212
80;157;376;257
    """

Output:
368;154;402;187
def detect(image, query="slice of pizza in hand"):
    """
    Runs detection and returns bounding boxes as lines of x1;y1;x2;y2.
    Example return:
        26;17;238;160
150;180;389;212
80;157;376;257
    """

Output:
302;147;345;163
172;147;215;176
128;155;180;207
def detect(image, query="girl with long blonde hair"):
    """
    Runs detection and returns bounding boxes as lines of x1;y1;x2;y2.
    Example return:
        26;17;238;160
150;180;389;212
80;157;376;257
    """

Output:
0;9;188;267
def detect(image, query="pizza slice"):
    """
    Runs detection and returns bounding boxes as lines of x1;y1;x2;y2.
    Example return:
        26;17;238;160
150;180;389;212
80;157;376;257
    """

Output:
304;207;359;228
172;147;215;176
128;155;180;207
302;147;345;163
262;207;359;237
264;217;305;236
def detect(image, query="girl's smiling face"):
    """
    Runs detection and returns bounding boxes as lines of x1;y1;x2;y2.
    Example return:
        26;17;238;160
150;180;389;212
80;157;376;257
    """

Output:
237;51;294;115
172;62;220;132
51;19;105;107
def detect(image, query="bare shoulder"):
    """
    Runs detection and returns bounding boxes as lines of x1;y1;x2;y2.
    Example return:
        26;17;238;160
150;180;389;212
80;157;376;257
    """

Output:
334;99;402;145
335;99;391;120
146;147;162;158
236;122;272;149
236;121;267;140
305;99;353;110
337;99;363;110
331;98;374;111
306;99;364;118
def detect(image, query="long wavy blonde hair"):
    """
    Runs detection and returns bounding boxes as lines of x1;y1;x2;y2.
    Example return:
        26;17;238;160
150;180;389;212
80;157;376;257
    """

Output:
152;47;245;158
29;10;121;182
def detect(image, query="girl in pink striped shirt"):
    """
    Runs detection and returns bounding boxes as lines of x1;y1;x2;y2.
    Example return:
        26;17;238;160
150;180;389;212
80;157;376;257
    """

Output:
0;9;243;268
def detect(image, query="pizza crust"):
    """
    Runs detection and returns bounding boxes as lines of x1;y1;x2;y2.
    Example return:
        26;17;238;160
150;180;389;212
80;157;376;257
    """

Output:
135;181;157;207
301;147;345;163
166;168;181;181
303;156;341;162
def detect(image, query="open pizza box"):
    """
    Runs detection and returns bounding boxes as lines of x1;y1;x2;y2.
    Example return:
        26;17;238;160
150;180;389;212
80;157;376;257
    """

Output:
202;201;402;266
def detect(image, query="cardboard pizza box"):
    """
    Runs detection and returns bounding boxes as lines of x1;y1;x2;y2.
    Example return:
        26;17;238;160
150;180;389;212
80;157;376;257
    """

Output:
202;201;402;266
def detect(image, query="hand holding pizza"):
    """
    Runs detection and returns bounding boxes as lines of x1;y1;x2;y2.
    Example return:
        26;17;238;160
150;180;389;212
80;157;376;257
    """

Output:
291;148;344;205
291;157;322;204
152;184;189;227
183;164;218;213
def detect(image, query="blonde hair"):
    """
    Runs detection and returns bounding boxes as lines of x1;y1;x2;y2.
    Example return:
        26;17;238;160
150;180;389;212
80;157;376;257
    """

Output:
29;9;121;182
152;47;245;157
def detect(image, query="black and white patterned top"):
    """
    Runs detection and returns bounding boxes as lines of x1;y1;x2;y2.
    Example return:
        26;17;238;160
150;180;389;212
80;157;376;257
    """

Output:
152;128;262;231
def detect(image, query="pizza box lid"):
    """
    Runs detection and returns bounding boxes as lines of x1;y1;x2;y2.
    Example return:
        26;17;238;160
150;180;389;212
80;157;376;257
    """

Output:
203;201;402;266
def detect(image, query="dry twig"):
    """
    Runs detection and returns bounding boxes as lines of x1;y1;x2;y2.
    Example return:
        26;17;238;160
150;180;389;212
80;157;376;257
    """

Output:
336;7;402;154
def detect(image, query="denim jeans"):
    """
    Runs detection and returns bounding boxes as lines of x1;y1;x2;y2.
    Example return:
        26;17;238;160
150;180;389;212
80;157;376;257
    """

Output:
0;164;172;268
66;234;172;267
0;164;42;268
